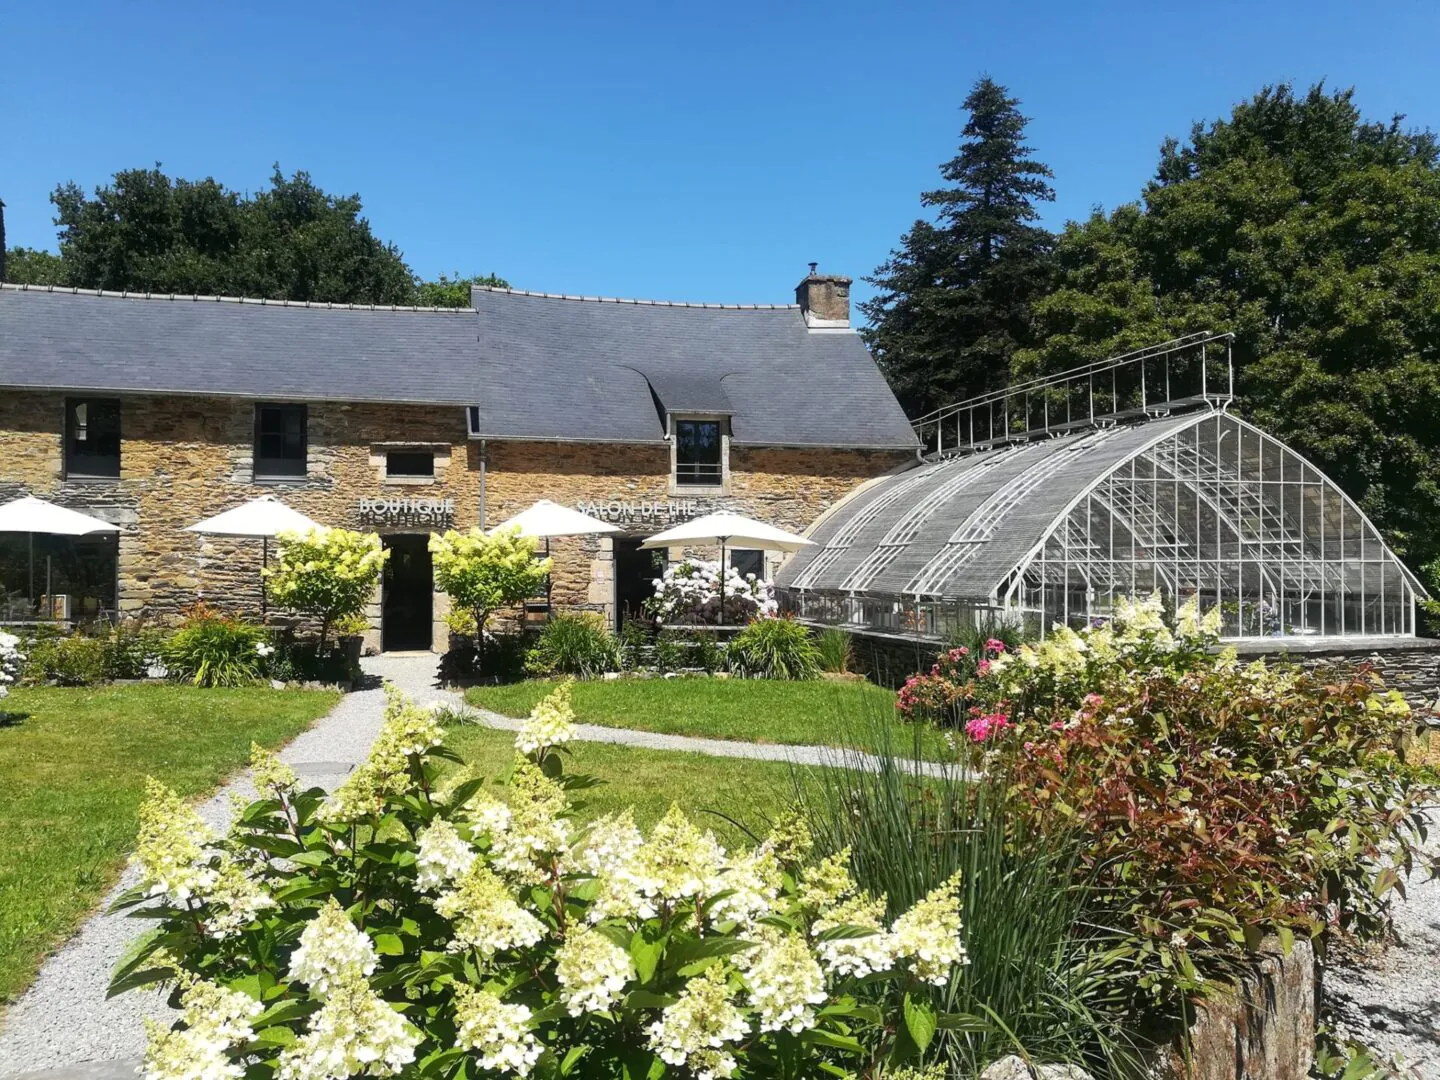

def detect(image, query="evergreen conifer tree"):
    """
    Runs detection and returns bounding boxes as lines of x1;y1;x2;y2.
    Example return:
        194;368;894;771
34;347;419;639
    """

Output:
862;78;1055;417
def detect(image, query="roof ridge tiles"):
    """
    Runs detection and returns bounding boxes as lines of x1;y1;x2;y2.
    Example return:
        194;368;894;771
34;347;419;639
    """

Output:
471;285;799;310
0;282;474;313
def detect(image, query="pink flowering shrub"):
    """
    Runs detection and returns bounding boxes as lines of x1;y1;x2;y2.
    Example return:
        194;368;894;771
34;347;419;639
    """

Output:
895;640;1011;740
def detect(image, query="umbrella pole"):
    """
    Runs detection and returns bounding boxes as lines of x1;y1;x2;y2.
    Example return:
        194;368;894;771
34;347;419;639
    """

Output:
261;538;268;620
27;533;34;617
719;538;727;626
545;538;553;622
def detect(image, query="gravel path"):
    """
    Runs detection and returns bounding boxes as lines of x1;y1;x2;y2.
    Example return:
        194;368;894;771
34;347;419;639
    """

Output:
0;655;935;1078
1323;808;1440;1076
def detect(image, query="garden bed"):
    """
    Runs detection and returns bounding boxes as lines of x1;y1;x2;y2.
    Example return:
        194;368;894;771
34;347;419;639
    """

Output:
0;684;339;1003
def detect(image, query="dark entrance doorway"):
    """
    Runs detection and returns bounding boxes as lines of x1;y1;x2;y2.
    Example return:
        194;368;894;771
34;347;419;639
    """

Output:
382;534;433;651
614;538;662;630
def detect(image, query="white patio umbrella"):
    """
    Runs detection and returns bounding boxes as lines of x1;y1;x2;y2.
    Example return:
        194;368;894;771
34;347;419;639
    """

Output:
490;499;619;617
0;496;120;618
640;511;812;624
184;495;324;615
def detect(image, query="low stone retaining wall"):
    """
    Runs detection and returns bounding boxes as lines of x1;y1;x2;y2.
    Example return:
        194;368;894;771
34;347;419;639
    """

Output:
843;628;1440;713
1156;939;1318;1080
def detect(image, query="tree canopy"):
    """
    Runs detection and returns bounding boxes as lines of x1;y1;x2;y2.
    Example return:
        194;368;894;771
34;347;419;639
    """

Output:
3;165;506;305
861;77;1055;417
1018;83;1440;566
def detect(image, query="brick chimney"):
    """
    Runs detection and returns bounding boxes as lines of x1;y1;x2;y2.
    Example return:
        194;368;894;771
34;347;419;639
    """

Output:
795;263;851;328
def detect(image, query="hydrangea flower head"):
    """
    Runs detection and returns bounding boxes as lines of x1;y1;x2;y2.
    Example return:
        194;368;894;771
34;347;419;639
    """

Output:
812;892;895;977
141;976;263;1080
555;927;635;1015
890;873;968;985
573;809;645;878
490;760;570;882
249;742;298;794
515;680;577;756
415;817;477;893
630;804;726;904
204;857;275;939
287;898;378;997
433;863;546;956
134;778;218;903
797;847;855;911
453;986;541;1077
277;974;420;1080
764;811;814;866
743;927;828;1033
646;967;749;1080
709;844;781;927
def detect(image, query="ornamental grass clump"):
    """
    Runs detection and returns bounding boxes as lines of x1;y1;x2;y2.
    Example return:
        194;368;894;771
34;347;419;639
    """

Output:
265;528;388;655
113;682;979;1080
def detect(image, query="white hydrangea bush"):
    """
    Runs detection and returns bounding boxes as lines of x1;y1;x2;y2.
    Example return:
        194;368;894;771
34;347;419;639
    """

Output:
0;629;24;702
646;559;778;625
113;683;973;1080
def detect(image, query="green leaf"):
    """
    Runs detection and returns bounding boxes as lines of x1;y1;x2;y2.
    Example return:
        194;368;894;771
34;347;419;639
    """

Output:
801;1029;866;1056
254;999;320;1027
623;990;678;1010
559;1047;588;1076
903;992;937;1054
373;933;405;956
106;964;175;999
629;930;667;984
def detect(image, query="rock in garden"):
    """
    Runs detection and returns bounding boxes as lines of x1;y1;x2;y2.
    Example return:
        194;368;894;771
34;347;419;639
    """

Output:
980;1056;1092;1080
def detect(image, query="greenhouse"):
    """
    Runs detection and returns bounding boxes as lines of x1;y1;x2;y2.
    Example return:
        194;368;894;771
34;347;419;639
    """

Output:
778;335;1424;642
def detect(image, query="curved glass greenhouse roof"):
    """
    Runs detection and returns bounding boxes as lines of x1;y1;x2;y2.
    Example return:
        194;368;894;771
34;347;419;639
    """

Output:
778;410;1423;641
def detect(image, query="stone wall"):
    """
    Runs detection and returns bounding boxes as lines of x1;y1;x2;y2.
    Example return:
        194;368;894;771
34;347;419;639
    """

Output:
1157;939;1317;1080
0;390;910;649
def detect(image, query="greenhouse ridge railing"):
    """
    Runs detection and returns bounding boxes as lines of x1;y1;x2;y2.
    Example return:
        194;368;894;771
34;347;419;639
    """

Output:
913;332;1234;459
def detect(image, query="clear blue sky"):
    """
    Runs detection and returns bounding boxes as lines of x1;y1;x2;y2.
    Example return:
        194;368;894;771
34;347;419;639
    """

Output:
5;1;1438;314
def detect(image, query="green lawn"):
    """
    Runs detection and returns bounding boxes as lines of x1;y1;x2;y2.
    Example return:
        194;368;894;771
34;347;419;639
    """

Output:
0;685;339;1004
464;676;920;751
443;723;799;849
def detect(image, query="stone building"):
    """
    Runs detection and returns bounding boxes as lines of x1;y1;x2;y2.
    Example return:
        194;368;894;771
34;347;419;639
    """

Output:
0;271;918;651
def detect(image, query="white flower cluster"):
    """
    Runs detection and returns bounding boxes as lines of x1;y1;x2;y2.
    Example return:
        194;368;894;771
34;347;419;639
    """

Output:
514;681;577;756
647;967;749;1080
134;778;219;903
648;558;777;625
133;778;275;939
589;805;726;922
488;762;571;883
573;810;645;878
250;742;299;794
287;898;378;997
555;927;635;1015
890;873;968;985
744;928;828;1033
204;860;276;940
320;683;445;821
433;864;546;957
454;986;542;1077
812;893;895;978
0;630;23;702
141;976;263;1080
277;974;420;1080
415;817;476;893
708;844;780;928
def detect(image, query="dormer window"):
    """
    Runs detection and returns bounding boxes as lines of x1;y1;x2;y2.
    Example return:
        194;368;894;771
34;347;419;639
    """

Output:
673;417;726;489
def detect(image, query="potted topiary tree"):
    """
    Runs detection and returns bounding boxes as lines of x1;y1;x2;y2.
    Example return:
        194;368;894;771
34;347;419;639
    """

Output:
265;528;387;671
429;525;551;677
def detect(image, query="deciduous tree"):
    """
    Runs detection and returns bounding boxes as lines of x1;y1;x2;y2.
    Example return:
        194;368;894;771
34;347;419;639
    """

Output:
1020;83;1440;566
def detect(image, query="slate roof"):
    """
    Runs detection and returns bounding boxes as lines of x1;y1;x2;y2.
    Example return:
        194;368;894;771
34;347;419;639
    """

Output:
0;284;919;451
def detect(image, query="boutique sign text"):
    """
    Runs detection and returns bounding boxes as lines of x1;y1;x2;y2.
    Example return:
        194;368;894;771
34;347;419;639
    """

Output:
357;497;456;527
